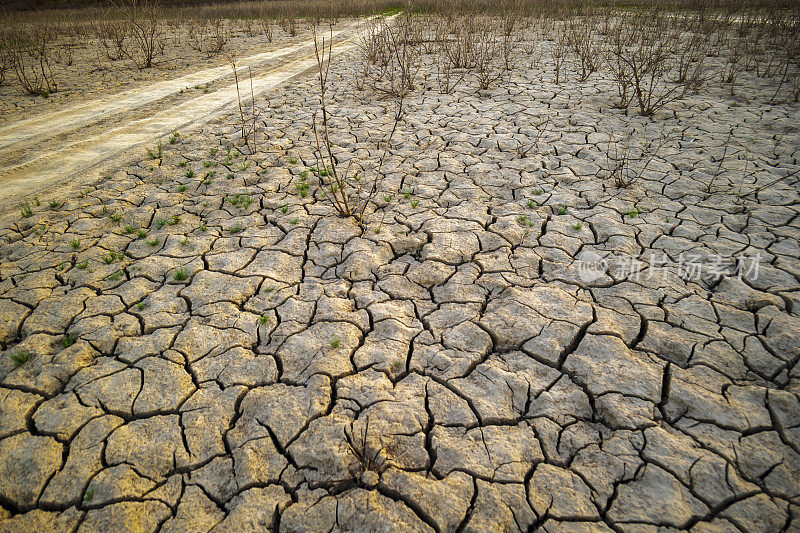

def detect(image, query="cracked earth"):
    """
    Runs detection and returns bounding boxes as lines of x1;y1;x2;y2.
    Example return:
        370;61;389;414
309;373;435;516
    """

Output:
1;18;799;533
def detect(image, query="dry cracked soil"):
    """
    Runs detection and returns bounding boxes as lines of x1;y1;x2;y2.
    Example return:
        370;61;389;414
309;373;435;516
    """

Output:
0;16;799;533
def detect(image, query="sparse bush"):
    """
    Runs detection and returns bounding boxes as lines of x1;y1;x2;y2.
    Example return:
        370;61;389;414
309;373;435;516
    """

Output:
123;0;165;69
95;17;128;61
442;15;479;69
0;22;58;95
566;17;603;82
229;54;261;154
279;15;297;37
607;12;708;116
359;13;419;98
670;31;710;93
312;29;404;222
207;17;228;56
259;14;274;43
473;18;513;90
187;20;208;53
551;27;568;85
0;47;8;86
603;125;673;188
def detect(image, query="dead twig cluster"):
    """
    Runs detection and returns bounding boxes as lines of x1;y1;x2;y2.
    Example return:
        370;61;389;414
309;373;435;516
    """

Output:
358;13;420;98
0;23;58;96
229;54;260;155
313;29;404;222
603;125;674;188
122;0;166;69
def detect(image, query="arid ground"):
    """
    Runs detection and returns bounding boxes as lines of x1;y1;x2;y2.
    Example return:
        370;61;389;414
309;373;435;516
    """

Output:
0;6;799;532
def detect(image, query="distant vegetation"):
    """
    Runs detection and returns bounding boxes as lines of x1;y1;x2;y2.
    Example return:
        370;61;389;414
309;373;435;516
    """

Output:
5;0;800;16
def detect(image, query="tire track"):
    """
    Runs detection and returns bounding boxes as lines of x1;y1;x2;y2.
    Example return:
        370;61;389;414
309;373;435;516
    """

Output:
0;17;382;205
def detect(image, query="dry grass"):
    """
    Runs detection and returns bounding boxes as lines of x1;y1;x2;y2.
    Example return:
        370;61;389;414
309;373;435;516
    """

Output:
1;0;798;106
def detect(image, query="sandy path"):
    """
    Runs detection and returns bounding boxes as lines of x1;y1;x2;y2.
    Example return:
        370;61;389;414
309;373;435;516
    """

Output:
0;17;374;206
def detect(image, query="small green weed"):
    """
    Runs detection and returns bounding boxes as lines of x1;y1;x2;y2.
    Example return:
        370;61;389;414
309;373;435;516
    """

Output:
146;140;163;160
9;350;31;367
228;193;253;210
101;252;120;264
297;179;310;198
62;334;76;349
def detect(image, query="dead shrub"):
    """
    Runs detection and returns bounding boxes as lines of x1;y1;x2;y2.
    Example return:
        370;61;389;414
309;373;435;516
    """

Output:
187;21;207;53
606;12;707;116
312;29;404;222
123;0;165;69
0;23;58;95
551;27;568;84
358;13;420;98
428;14;514;92
279;15;298;37
0;52;7;86
442;16;479;69
566;17;603;82
206;17;229;57
95;17;127;61
473;19;511;90
258;14;274;43
669;31;710;93
229;54;261;154
603;126;673;188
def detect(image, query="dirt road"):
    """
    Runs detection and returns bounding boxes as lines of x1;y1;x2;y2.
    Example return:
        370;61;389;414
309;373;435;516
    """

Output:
0;18;373;208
